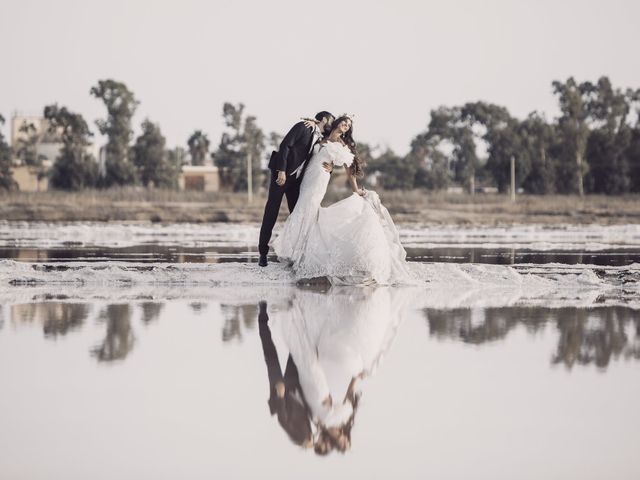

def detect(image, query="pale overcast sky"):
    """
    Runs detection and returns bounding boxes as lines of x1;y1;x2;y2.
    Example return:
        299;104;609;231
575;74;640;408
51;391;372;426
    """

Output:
1;0;638;154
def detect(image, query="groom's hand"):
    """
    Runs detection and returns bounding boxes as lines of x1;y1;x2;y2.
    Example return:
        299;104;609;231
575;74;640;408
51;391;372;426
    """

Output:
276;170;286;186
302;119;317;130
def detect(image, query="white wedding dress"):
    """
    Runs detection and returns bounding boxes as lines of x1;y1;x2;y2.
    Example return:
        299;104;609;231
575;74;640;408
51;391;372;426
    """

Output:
273;141;413;285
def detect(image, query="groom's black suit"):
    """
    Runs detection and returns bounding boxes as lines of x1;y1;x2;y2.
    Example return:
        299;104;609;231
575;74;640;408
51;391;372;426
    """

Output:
258;302;312;446
259;121;316;257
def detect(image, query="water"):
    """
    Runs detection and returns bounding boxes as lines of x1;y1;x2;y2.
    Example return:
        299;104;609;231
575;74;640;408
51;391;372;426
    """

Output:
0;222;639;479
3;245;640;266
2;221;640;266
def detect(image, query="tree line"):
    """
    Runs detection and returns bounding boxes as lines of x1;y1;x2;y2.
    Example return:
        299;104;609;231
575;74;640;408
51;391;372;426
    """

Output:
1;76;639;195
0;79;270;192
367;76;640;195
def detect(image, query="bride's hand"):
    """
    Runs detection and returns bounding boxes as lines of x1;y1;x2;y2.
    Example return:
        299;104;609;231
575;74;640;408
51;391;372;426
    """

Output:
322;162;333;173
355;188;366;196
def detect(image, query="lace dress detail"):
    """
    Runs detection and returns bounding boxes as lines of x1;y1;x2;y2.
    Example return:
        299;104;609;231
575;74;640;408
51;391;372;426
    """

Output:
273;141;412;285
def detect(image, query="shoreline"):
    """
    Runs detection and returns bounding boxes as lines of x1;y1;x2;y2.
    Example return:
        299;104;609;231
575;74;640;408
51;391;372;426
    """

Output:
1;190;640;225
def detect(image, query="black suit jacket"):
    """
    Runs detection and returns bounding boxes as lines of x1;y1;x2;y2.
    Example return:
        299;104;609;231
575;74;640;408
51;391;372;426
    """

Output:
268;121;315;176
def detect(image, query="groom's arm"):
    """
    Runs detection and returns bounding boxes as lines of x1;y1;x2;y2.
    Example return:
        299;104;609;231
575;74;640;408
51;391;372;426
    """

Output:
276;122;307;172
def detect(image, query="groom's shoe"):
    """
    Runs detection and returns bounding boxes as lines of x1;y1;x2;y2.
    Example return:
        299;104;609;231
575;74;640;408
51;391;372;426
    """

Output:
258;254;268;267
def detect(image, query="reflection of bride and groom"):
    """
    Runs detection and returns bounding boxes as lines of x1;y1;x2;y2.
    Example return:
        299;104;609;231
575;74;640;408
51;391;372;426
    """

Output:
257;287;407;454
258;111;413;285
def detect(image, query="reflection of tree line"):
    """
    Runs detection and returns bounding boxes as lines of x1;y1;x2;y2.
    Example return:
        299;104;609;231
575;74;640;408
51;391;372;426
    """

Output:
221;304;258;342
8;299;640;370
220;301;640;370
91;304;135;362
0;246;222;263
425;306;640;368
413;247;640;266
10;302;90;337
9;301;165;362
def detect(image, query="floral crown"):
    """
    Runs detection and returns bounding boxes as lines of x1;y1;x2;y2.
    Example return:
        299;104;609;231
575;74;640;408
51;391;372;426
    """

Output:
338;113;355;122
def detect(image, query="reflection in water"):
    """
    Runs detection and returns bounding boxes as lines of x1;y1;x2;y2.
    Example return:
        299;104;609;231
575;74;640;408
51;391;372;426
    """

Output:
42;303;90;338
2;294;638;374
91;304;135;362
552;308;640;368
425;306;640;369
140;302;164;324
255;288;405;455
426;307;546;344
188;302;208;314
221;304;257;342
408;246;640;266
259;302;313;449
9;302;89;338
4;245;640;266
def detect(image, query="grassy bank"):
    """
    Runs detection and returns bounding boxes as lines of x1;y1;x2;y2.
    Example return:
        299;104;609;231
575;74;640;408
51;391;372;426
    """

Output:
1;188;639;225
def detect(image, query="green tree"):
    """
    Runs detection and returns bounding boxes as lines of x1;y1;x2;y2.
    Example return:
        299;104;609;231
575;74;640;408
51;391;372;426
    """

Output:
459;102;521;194
14;121;44;166
421;148;451;191
187;130;210;166
166;146;188;171
44;104;98;190
407;134;450;191
132;119;178;188
584;78;633;194
552;77;599;196
586;129;630;194
90;79;139;187
370;149;418;190
0;114;17;190
212;103;265;192
213;103;244;189
628;126;640;192
241;115;265;192
520;113;556;194
420;106;479;192
627;89;640;193
268;132;283;151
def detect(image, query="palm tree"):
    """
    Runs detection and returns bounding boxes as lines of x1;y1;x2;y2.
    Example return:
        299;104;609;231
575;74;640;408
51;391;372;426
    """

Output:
187;130;210;166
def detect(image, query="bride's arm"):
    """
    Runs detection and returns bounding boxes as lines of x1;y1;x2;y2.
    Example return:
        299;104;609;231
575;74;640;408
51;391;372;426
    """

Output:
345;165;365;196
343;376;359;404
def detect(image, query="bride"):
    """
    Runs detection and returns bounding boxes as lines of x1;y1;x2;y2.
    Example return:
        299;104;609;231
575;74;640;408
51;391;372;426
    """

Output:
273;115;412;285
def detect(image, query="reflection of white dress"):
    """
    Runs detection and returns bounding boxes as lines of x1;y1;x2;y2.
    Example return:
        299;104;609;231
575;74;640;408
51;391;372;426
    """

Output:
273;141;412;285
275;288;404;428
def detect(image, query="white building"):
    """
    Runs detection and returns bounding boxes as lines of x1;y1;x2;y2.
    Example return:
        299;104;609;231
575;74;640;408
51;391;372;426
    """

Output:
9;112;98;191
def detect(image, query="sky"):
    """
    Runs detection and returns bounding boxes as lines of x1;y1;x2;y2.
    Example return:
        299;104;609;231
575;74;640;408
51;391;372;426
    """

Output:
1;0;638;155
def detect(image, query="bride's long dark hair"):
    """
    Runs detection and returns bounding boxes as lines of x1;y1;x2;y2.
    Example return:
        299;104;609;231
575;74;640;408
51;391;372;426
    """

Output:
330;116;366;178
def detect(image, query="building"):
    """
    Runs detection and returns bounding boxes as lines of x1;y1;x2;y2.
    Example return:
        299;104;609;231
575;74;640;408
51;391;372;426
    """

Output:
9;112;98;192
179;165;220;191
11;164;50;192
8;112;221;192
10;113;61;165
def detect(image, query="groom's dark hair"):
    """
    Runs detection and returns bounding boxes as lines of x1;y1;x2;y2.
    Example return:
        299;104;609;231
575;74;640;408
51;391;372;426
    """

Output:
315;111;334;122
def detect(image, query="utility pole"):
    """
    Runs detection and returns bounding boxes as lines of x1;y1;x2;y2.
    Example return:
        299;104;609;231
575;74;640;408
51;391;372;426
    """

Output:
510;155;516;202
247;150;253;204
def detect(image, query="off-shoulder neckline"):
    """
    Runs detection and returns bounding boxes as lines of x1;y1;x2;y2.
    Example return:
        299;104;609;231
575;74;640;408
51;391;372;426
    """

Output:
321;139;348;148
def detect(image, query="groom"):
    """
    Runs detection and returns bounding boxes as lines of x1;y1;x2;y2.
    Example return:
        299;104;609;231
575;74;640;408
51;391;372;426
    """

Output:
258;111;335;267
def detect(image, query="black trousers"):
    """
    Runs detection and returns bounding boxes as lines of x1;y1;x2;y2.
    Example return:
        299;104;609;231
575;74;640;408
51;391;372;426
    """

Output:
258;169;301;256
